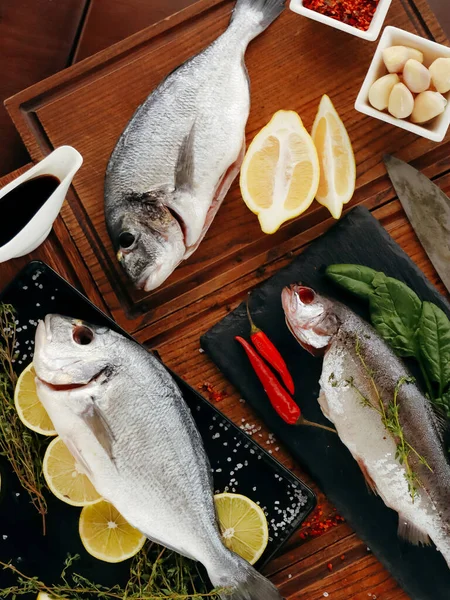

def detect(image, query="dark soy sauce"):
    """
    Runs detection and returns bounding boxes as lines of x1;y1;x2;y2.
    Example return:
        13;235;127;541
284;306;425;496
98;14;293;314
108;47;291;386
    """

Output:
0;175;60;247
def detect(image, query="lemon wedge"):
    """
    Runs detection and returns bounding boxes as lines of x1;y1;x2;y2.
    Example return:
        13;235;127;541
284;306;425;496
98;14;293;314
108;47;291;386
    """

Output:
240;110;320;234
79;500;146;563
311;95;356;219
14;363;57;436
43;437;102;507
214;493;269;565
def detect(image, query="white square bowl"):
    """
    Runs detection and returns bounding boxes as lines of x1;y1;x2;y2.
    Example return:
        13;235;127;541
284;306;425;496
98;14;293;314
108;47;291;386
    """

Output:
355;26;450;142
289;0;393;41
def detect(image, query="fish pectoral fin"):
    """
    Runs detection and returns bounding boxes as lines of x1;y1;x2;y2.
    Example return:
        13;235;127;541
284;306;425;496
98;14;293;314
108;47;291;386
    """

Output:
82;403;116;463
398;516;431;546
356;458;378;495
64;439;94;481
175;121;196;191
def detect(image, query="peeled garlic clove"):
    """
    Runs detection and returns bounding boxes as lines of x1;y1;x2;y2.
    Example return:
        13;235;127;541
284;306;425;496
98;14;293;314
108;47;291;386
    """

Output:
411;91;447;123
382;46;424;73
388;83;414;119
368;74;400;111
429;57;450;94
403;59;431;93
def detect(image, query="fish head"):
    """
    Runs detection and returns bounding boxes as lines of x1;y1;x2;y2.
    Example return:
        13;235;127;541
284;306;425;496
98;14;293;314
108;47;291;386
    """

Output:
34;314;117;388
110;190;185;292
281;284;341;355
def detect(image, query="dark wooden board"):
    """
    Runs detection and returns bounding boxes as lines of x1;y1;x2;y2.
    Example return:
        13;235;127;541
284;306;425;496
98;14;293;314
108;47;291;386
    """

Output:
0;0;89;176
4;0;449;340
0;261;315;590
201;206;450;600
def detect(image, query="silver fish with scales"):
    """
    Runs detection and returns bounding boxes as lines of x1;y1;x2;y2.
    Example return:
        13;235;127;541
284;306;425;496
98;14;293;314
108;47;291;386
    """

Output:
33;314;282;600
105;0;285;292
282;284;450;568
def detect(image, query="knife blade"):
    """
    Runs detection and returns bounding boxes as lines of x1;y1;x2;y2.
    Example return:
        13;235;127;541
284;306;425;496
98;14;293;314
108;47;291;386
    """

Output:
383;154;450;293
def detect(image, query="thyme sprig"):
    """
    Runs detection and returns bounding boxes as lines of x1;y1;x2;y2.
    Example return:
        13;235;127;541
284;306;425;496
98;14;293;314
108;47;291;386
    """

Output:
346;337;432;501
0;303;48;532
0;547;224;599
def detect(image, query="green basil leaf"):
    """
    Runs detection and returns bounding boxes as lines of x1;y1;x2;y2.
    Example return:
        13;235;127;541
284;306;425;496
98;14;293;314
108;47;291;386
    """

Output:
435;390;450;418
372;271;388;288
326;264;383;299
369;277;422;357
418;301;450;391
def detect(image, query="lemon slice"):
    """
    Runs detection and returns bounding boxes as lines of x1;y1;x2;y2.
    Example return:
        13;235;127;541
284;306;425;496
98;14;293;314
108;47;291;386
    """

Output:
37;594;58;600
311;95;356;220
43;437;102;507
214;493;269;565
240;110;320;234
79;500;146;563
14;363;57;436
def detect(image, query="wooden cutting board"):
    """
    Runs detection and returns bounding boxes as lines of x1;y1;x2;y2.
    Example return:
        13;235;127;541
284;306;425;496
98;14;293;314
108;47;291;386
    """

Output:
5;0;450;343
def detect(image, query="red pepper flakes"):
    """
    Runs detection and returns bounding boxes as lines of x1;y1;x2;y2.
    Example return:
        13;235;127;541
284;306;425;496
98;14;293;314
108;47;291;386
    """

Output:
327;562;333;572
303;0;380;31
298;504;345;540
340;554;346;561
199;381;227;403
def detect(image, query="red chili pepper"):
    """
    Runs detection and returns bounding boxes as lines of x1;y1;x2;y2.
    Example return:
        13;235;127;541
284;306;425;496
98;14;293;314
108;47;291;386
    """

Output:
236;335;337;433
235;336;300;425
246;300;295;394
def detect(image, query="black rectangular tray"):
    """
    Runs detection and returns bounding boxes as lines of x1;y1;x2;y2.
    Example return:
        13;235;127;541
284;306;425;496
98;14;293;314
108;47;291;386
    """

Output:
201;206;450;600
0;261;315;590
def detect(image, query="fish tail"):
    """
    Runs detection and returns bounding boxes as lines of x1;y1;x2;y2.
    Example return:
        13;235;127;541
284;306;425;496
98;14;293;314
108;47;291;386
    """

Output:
209;551;282;600
229;0;285;43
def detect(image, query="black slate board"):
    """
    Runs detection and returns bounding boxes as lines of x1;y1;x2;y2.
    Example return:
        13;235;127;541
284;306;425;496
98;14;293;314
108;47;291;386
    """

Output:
0;261;315;592
201;206;450;600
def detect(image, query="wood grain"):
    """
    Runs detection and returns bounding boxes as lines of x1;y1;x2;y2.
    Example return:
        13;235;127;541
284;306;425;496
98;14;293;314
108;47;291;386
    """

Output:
4;0;450;340
0;0;88;176
2;2;450;597
74;0;197;62
0;127;449;600
72;0;450;62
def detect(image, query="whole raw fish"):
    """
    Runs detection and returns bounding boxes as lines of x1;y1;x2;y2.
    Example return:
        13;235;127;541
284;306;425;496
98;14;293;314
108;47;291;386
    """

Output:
34;315;282;599
105;0;285;292
282;284;450;567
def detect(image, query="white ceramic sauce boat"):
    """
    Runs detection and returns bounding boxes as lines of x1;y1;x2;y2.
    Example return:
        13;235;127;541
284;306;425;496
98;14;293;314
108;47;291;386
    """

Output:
0;146;83;262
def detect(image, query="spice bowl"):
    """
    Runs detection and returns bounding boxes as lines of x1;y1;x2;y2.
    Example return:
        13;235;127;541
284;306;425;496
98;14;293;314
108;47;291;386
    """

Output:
355;26;450;142
289;0;393;42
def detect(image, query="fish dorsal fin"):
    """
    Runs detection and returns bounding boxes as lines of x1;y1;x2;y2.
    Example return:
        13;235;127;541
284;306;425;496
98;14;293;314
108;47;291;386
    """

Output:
398;516;431;546
82;402;116;463
426;400;447;447
175;121;196;191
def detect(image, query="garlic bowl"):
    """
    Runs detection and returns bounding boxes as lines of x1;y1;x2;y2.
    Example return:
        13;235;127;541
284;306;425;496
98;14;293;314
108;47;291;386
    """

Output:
355;26;450;142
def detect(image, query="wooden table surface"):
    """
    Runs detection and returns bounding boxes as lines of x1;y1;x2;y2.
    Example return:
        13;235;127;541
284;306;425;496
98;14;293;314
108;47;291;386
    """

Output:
1;0;450;177
1;1;450;599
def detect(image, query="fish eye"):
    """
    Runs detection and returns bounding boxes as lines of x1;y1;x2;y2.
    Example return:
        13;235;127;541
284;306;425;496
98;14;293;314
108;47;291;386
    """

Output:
298;287;315;305
119;231;136;249
73;325;94;345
